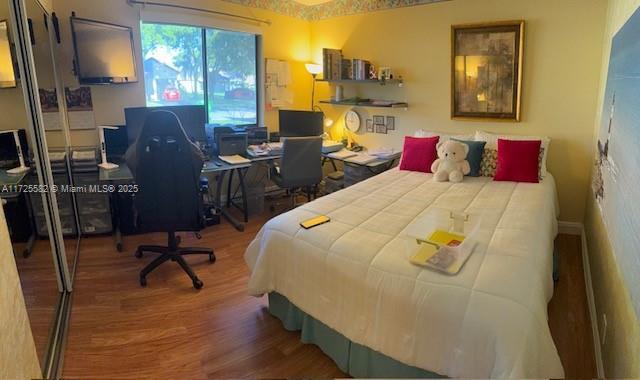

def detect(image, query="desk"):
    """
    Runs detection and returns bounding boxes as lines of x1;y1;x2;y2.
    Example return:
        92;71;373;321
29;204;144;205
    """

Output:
0;169;36;257
99;154;281;248
321;151;402;169
322;151;401;186
0;169;29;186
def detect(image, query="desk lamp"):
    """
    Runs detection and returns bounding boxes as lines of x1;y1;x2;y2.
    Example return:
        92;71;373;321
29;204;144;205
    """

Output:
0;130;29;174
97;125;119;170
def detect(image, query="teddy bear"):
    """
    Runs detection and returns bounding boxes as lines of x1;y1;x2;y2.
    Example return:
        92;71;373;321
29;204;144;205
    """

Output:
431;140;471;182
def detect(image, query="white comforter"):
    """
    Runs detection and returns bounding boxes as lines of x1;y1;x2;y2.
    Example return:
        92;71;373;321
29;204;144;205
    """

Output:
245;168;564;379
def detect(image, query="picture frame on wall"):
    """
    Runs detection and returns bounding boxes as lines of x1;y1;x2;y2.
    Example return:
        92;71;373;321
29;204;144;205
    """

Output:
375;124;387;134
386;116;395;130
451;20;524;121
373;115;385;125
366;119;374;133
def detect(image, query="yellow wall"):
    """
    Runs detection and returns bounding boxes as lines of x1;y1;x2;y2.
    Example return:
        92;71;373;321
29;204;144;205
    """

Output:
585;0;640;378
0;207;41;380
0;1;29;134
51;0;312;147
310;0;607;222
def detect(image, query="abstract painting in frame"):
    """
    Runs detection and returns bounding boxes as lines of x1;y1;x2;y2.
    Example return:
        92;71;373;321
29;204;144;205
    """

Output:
451;21;524;121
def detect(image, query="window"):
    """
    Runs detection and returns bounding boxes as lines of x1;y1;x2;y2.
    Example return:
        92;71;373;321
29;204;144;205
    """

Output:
141;22;258;126
206;29;256;126
141;24;204;106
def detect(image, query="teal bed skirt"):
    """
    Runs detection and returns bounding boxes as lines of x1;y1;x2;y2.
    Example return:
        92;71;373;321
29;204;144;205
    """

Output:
268;292;444;378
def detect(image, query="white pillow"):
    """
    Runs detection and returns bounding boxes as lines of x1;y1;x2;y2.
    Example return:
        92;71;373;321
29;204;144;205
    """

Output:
475;130;551;177
414;129;473;142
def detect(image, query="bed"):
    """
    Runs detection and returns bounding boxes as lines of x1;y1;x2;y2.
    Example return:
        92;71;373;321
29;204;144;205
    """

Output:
244;168;564;378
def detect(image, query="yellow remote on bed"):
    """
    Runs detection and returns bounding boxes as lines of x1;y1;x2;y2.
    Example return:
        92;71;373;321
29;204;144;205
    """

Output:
300;215;330;229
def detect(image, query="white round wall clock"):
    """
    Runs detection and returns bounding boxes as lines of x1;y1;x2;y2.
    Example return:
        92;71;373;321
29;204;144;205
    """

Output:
345;109;361;132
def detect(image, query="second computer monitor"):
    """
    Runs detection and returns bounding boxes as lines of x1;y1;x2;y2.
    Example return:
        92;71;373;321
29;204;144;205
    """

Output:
125;105;207;146
279;110;323;137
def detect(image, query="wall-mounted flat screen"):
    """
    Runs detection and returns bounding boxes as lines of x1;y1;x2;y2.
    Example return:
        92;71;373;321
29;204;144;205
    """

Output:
0;20;17;88
70;17;137;85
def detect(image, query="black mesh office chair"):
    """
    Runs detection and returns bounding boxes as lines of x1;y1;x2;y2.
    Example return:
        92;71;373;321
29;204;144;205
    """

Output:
271;136;323;208
128;110;215;289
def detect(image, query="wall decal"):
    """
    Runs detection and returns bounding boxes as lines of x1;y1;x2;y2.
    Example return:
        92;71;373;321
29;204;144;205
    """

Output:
593;6;640;316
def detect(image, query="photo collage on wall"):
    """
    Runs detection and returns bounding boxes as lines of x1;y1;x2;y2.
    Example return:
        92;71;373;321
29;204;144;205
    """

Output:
366;115;395;134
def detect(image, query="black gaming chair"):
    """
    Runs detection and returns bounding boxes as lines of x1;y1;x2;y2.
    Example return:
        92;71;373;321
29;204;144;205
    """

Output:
128;110;215;289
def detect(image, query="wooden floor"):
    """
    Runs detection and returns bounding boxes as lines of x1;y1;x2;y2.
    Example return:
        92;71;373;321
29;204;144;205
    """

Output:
13;236;77;363
60;207;596;379
548;234;598;379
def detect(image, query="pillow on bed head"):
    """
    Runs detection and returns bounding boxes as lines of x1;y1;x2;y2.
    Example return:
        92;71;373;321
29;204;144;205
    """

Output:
452;139;486;177
400;136;439;173
475;130;550;178
494;139;541;183
414;129;473;142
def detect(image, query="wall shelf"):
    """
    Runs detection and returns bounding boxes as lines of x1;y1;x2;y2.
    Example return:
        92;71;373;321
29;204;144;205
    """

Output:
320;100;409;109
316;78;403;86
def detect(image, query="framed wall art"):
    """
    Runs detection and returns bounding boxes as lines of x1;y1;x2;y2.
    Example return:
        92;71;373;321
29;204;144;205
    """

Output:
451;20;524;121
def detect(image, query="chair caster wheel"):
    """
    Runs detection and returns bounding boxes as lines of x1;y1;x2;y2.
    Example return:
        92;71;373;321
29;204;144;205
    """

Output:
140;276;147;287
209;253;216;263
135;250;143;258
193;278;203;289
22;249;31;258
116;243;123;252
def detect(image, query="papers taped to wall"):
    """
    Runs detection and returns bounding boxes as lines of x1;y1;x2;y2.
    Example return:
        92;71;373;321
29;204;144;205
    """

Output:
265;59;293;109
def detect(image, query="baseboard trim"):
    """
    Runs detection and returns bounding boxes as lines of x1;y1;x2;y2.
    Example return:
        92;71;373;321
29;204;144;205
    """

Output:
577;224;605;379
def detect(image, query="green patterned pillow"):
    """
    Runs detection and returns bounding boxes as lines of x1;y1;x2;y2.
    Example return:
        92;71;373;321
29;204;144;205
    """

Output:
479;148;498;177
479;147;546;179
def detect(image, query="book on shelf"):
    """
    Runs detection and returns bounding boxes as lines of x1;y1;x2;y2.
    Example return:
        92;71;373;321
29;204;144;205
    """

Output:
351;59;371;80
322;48;342;80
341;59;352;80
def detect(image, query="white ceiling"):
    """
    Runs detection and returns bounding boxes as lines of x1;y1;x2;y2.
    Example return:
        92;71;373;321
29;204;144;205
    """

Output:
293;0;332;5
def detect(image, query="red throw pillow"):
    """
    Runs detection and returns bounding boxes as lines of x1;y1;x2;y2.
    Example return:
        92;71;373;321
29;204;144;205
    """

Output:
494;139;541;183
399;136;439;173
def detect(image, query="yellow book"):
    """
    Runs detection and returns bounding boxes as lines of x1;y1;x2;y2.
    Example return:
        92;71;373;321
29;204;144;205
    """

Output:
428;230;465;247
409;230;467;273
409;244;439;266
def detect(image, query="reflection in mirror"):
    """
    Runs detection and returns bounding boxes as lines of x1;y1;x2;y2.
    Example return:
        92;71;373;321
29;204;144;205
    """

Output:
0;19;17;88
0;0;61;368
25;0;79;272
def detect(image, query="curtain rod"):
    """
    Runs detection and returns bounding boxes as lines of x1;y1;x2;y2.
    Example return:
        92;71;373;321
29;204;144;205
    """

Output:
127;0;272;25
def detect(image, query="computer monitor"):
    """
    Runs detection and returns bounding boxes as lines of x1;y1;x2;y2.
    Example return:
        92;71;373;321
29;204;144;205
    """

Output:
278;110;324;137
0;129;29;167
124;105;207;146
103;125;128;161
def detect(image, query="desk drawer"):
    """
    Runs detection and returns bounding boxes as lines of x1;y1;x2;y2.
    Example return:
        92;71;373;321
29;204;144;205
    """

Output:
34;214;77;237
29;193;75;217
77;194;110;215
79;212;112;234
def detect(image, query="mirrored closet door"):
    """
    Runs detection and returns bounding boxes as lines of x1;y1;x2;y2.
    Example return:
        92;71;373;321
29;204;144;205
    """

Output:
1;0;74;376
23;0;80;278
